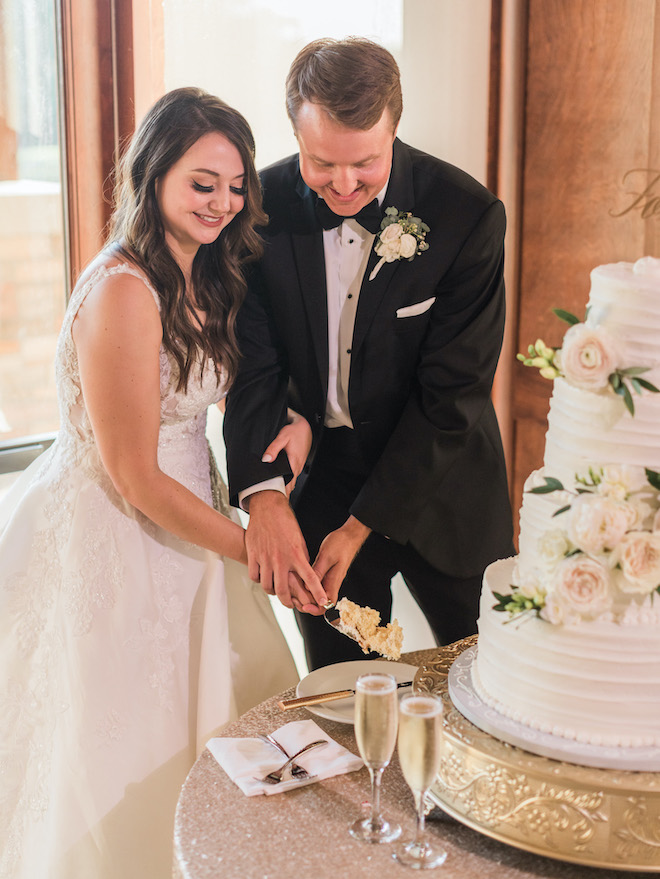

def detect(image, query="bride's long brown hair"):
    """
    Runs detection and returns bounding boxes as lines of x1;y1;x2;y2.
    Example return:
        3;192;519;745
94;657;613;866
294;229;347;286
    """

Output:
108;87;267;391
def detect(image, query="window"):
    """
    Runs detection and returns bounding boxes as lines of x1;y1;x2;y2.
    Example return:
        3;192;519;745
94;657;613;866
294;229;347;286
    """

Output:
0;0;133;485
159;0;491;180
0;0;66;447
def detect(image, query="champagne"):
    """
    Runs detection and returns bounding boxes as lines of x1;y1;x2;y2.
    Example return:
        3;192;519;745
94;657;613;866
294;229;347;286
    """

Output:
397;695;443;793
354;674;398;769
393;693;447;868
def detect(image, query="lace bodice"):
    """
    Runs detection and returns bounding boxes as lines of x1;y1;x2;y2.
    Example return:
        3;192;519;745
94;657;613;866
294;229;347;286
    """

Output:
0;263;236;878
54;262;226;502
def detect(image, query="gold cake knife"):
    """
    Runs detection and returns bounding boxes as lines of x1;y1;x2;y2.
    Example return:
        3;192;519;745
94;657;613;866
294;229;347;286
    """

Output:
279;680;413;711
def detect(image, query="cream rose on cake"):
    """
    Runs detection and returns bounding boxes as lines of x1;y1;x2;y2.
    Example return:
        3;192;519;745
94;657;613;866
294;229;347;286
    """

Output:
555;324;619;391
612;531;660;595
541;556;613;625
537;528;573;569
624;495;657;531
597;464;649;499
566;494;631;555
517;568;546;599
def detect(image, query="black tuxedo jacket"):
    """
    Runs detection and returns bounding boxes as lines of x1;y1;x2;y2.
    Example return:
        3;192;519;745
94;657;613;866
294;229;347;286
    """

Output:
224;138;513;578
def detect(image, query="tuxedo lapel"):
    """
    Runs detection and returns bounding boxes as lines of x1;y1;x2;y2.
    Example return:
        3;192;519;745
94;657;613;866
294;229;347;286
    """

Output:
352;139;415;357
290;178;329;393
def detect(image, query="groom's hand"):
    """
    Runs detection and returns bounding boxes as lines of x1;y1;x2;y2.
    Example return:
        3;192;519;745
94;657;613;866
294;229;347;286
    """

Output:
312;516;371;604
246;490;328;614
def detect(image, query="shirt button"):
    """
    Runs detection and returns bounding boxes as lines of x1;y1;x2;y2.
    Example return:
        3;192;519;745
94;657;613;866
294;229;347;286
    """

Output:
347;294;353;299
346;348;352;354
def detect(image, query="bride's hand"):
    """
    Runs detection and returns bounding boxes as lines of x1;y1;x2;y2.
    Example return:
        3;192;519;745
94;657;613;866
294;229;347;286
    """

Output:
261;409;312;496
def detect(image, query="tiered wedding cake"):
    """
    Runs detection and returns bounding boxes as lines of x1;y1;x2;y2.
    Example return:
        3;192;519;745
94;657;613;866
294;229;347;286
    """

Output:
474;257;660;749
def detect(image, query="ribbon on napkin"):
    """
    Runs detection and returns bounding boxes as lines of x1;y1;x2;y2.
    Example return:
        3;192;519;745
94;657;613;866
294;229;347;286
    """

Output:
207;718;364;796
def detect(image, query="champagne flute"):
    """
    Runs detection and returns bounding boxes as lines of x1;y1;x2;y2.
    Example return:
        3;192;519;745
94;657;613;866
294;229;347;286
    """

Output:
394;693;447;869
349;672;401;843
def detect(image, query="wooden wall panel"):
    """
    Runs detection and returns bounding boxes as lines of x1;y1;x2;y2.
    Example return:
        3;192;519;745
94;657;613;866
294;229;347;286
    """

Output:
503;0;660;537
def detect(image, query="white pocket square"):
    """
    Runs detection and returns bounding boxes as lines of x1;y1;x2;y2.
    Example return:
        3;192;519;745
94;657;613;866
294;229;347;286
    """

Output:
396;297;436;318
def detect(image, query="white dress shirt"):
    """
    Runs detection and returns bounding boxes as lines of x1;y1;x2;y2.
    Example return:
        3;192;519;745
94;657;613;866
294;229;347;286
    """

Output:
239;181;388;507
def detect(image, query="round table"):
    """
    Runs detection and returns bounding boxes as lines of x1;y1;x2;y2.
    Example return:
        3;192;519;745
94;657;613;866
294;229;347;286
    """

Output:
173;649;650;879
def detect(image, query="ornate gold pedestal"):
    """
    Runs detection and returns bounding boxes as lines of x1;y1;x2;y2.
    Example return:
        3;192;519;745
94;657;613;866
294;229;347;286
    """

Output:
417;636;660;872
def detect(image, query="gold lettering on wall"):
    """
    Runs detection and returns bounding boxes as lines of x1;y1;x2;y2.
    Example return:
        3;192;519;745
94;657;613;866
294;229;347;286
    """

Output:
610;169;660;218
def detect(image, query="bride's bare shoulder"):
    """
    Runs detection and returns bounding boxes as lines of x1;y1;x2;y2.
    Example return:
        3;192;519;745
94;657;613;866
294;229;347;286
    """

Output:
72;250;161;338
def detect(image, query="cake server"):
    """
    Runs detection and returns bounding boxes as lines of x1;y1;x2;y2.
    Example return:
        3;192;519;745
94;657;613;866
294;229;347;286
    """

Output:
323;604;366;648
278;680;413;711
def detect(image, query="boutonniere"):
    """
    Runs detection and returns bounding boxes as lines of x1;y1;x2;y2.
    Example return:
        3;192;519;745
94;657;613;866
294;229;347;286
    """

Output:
369;207;430;281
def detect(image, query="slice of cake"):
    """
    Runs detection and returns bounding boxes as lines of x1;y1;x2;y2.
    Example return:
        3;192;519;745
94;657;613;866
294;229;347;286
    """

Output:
336;597;403;661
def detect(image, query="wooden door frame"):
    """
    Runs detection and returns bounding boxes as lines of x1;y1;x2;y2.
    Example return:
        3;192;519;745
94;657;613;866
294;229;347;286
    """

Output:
488;0;527;501
57;0;136;289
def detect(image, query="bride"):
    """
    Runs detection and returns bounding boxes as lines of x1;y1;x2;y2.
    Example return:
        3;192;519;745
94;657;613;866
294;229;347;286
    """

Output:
0;87;327;878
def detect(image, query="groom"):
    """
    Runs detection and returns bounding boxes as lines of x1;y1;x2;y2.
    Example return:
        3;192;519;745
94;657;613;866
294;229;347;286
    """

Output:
224;37;514;670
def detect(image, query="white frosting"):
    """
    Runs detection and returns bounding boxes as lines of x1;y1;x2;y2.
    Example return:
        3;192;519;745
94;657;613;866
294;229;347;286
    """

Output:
544;378;660;481
542;260;660;486
519;259;660;581
632;255;660;279
475;259;660;756
477;559;660;747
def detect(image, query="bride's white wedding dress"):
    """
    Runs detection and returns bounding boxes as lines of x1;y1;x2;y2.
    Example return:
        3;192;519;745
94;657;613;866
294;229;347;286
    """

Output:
0;263;297;878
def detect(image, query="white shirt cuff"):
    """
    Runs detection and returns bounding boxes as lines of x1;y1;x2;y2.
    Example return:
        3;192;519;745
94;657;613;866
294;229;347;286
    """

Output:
239;477;287;511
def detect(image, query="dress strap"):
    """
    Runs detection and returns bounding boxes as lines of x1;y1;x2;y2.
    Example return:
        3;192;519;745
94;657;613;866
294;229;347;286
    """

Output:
91;263;162;312
61;261;163;348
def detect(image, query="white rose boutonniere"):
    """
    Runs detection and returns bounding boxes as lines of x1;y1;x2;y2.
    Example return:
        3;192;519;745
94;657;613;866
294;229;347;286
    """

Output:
369;207;429;280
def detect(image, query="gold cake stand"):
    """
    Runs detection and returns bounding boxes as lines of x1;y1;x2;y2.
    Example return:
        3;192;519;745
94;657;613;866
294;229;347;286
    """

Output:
418;636;660;872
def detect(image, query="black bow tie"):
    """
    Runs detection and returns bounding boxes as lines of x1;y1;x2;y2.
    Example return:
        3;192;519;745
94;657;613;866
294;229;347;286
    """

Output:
315;197;382;234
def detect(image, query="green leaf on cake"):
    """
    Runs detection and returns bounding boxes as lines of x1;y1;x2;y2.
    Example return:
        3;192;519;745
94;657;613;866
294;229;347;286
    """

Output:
492;592;511;612
528;476;564;494
634;377;660;393
612;379;635;415
552;307;580;325
646;468;660;490
492;586;546;619
552;504;571;517
618;366;651;376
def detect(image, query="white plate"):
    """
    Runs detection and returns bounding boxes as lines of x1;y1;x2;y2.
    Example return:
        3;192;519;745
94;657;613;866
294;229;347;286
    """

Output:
295;660;418;724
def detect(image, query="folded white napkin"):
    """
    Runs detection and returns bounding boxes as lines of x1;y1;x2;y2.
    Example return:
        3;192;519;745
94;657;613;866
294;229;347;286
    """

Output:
207;718;364;796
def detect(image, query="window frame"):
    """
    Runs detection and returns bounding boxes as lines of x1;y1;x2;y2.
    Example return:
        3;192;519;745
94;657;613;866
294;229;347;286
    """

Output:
1;0;137;476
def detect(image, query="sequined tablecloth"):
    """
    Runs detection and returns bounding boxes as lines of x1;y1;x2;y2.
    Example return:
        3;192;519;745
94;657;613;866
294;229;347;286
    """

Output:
173;650;642;879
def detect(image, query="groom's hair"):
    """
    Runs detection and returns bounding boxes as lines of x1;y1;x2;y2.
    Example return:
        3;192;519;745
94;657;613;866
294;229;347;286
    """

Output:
285;37;402;133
